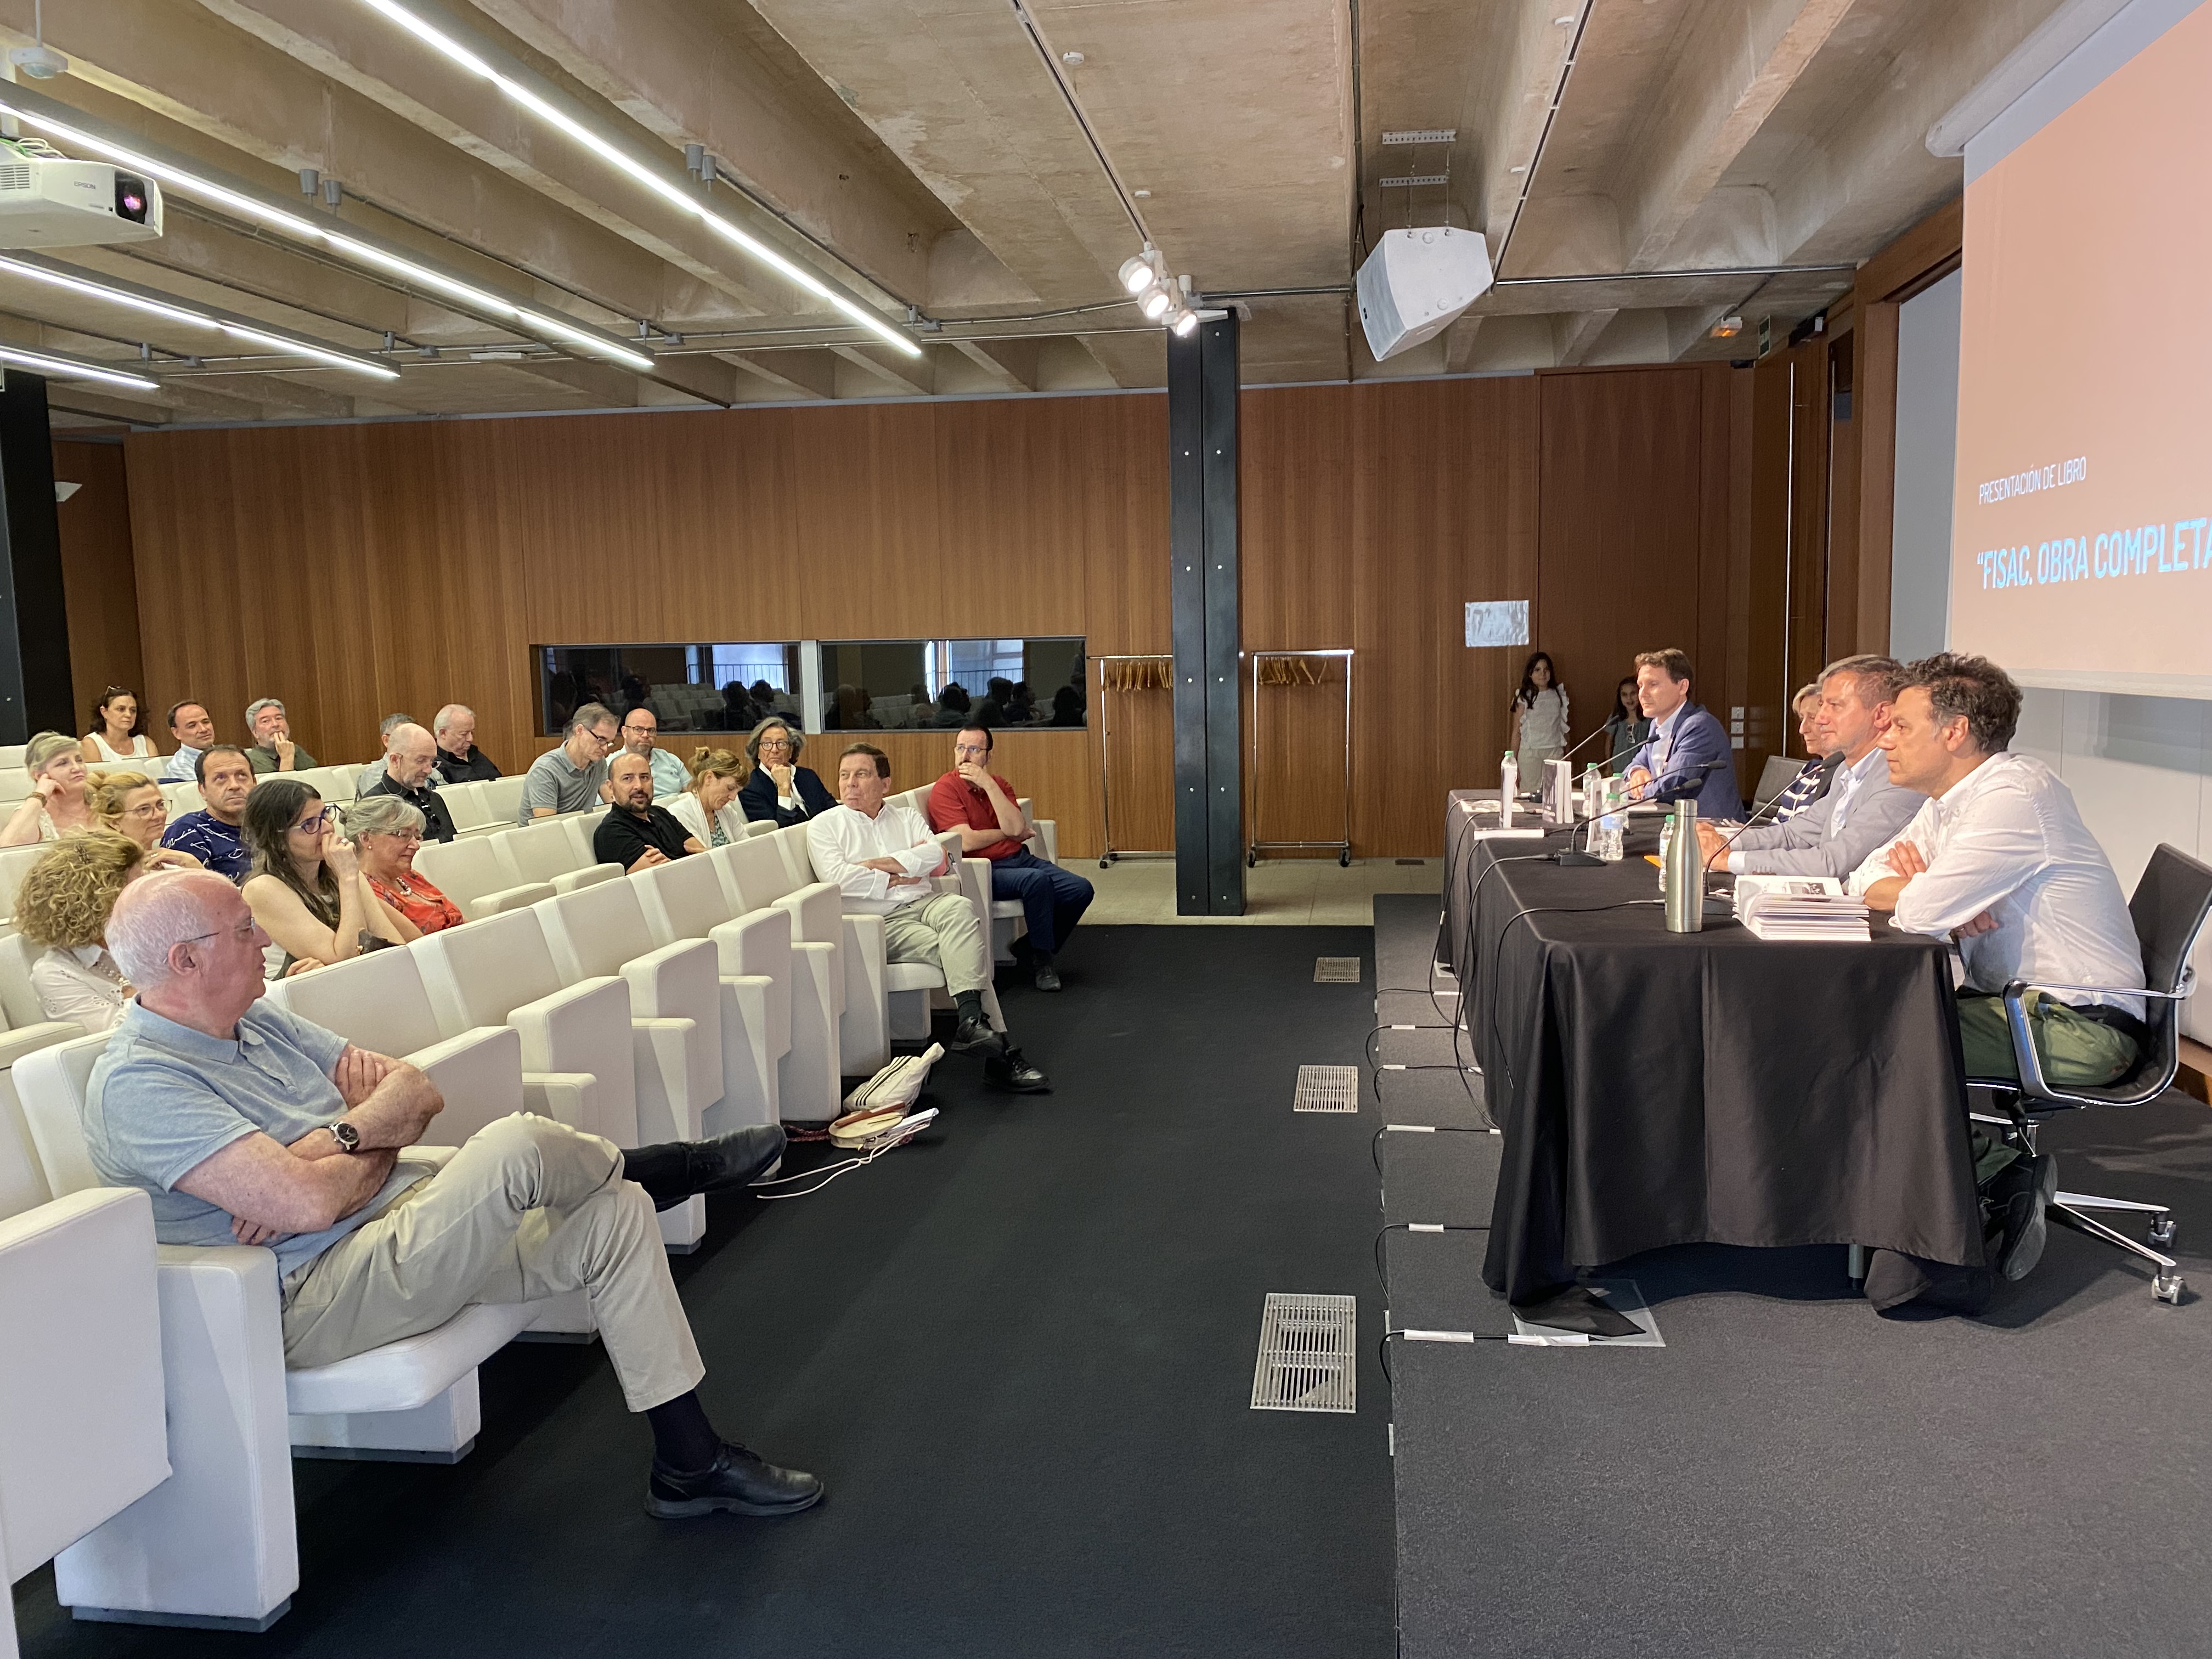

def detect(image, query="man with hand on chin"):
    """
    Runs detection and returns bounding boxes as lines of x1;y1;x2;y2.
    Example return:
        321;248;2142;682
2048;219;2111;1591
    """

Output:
926;725;1093;991
1848;652;2144;1283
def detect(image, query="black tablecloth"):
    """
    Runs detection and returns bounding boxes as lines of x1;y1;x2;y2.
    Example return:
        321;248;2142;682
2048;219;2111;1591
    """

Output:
1442;814;1985;1305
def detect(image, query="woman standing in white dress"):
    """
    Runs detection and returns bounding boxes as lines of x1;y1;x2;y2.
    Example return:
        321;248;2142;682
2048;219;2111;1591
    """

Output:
81;687;155;764
1510;652;1570;772
0;732;96;846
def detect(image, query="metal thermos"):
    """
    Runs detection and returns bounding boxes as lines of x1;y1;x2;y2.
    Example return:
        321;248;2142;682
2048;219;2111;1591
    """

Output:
1663;800;1704;933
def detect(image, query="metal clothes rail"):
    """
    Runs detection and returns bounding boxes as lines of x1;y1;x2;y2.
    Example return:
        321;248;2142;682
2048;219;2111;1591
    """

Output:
1247;648;1355;867
1093;653;1175;869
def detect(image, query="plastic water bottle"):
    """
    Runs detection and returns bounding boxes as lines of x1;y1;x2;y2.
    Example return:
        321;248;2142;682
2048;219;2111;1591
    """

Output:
1595;810;1624;862
1581;763;1602;821
1499;749;1517;820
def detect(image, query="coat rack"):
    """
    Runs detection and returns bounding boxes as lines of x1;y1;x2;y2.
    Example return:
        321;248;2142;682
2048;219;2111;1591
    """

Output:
1094;653;1175;869
1247;648;1354;867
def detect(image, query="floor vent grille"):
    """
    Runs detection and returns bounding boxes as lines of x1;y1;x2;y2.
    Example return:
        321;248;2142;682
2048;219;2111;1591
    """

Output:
1251;1293;1358;1413
1293;1064;1360;1113
1313;957;1363;984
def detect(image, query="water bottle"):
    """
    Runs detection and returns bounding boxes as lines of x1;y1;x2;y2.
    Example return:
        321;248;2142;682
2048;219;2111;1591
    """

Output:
1499;749;1517;820
1581;763;1602;822
1663;800;1705;932
1595;810;1624;862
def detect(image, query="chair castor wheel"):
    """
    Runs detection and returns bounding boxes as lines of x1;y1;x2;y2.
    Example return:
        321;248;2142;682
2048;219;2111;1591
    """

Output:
2153;1273;2185;1305
2150;1217;2177;1249
1098;858;1110;870
1246;850;1257;868
1339;850;1351;867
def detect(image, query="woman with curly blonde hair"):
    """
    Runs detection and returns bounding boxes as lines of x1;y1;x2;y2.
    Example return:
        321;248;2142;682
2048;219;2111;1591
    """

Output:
16;829;146;1031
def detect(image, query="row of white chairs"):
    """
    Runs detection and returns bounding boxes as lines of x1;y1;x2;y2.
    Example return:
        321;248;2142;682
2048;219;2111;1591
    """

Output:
0;791;1056;1643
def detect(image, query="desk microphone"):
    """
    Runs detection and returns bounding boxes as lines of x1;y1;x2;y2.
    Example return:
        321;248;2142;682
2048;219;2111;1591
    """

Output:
1628;755;1731;803
1703;749;1843;872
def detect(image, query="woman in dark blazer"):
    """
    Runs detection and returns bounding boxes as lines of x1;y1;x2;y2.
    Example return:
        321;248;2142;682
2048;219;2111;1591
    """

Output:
737;715;836;825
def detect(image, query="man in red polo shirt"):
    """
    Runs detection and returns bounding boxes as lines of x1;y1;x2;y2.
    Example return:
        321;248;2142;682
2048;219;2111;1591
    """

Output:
927;724;1094;991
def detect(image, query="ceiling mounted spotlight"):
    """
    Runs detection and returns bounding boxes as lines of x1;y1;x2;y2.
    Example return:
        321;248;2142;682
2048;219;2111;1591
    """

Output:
1118;252;1158;295
1170;309;1199;337
1140;286;1171;320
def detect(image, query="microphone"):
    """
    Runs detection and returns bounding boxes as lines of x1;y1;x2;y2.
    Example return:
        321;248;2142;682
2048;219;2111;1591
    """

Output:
1627;755;1730;804
1552;721;1618;768
1703;749;1843;872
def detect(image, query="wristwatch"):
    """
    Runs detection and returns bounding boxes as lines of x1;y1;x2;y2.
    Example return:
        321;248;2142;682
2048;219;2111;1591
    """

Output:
329;1119;362;1154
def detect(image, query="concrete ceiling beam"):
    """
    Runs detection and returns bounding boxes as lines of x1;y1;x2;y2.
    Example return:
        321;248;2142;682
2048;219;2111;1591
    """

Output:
947;337;1041;392
829;342;935;397
720;348;837;401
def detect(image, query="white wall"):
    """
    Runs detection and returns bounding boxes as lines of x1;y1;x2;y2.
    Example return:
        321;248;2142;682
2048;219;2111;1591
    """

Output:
1898;0;2212;1041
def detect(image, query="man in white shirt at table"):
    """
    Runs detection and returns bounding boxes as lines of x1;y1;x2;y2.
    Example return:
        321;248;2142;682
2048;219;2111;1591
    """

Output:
1847;651;2145;1281
1696;654;1924;878
806;743;1051;1094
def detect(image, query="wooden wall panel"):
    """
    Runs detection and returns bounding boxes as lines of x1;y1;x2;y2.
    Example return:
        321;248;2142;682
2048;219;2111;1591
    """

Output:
53;440;142;736
1536;367;1707;760
113;370;1758;862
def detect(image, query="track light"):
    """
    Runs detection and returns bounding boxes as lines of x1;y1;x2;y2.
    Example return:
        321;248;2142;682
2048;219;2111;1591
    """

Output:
1170;308;1199;337
1140;286;1171;320
0;252;399;380
0;343;158;392
1119;252;1158;295
0;85;654;374
354;0;921;357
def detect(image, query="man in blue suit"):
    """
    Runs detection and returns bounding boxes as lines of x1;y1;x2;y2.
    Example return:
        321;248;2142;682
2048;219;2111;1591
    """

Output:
1622;648;1740;816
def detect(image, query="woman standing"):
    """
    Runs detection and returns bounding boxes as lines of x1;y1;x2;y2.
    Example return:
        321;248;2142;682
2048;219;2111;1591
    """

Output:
347;793;462;935
16;829;144;1032
0;732;97;846
1510;652;1570;773
737;718;836;826
669;747;749;848
82;687;156;765
1604;676;1652;775
89;770;201;869
240;778;409;974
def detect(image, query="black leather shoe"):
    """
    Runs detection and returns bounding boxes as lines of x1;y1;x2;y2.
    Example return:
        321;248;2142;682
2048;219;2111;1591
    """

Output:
1991;1152;2058;1281
645;1443;823;1520
985;1047;1052;1093
1032;962;1063;992
950;1010;1005;1054
627;1125;787;1211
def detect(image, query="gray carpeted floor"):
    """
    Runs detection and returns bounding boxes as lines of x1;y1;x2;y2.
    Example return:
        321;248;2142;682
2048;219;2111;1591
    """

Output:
1372;893;2212;1658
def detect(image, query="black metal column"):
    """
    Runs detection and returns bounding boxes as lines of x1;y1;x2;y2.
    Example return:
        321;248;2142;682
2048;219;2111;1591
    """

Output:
1169;314;1243;916
0;371;69;743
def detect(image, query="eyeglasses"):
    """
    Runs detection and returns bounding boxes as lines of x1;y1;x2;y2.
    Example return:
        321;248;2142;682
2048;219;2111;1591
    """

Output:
121;802;165;820
291;811;330;835
955;744;990;759
179;919;261;946
757;738;793;752
589;729;618;751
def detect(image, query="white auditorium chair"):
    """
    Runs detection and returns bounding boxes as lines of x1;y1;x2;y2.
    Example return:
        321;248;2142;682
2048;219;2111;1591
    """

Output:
15;1035;555;1634
263;949;595;1339
0;929;106;1220
159;780;200;821
414;909;711;1249
440;779;492;833
0;845;42;927
410;835;556;921
0;772;33;806
498;816;586;885
0;743;24;770
479;775;527;825
0;1184;168;1658
633;853;840;1121
713;833;873;1075
741;816;777;839
984;797;1062;964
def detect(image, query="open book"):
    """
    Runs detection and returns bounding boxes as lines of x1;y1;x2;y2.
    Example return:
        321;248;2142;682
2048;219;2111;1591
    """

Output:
1733;875;1871;942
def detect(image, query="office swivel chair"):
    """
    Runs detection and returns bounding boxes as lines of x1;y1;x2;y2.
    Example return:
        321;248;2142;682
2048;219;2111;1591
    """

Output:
1967;843;2212;1304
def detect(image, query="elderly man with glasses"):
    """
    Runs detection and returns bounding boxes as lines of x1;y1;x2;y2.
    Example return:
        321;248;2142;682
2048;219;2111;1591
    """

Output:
926;724;1092;991
520;702;619;823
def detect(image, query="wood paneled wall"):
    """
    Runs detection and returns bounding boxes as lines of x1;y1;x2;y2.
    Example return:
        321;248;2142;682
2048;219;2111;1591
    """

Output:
109;364;1766;860
53;440;142;734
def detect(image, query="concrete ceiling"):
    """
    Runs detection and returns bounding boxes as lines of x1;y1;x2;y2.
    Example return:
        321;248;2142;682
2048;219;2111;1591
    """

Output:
0;0;2065;427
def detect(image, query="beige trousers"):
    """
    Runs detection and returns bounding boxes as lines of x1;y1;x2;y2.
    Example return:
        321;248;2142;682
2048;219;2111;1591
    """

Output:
881;889;990;996
279;1113;705;1412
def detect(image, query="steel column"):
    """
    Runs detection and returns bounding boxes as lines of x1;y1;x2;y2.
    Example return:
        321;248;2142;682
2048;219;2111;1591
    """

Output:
1169;315;1243;915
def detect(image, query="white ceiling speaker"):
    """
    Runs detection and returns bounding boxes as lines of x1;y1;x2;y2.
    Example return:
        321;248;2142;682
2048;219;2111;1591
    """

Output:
1355;226;1494;362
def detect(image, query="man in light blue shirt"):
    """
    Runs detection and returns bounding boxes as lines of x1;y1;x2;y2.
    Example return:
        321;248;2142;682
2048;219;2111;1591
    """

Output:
160;699;216;783
1699;654;1924;878
617;705;690;799
83;868;822;1520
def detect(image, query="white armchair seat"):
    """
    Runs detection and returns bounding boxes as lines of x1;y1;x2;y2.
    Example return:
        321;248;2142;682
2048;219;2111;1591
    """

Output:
285;1299;535;1418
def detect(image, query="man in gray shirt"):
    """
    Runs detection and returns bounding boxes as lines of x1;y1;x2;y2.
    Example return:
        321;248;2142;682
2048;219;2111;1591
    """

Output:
1696;654;1925;878
519;701;618;823
83;868;821;1520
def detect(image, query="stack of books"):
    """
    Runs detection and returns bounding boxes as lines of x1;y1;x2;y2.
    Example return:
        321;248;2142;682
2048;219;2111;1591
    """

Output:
1733;875;1872;942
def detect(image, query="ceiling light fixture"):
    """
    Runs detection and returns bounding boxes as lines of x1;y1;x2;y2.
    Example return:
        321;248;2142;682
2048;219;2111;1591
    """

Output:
0;252;399;380
0;343;158;392
0;83;653;373
353;0;922;358
1139;286;1171;320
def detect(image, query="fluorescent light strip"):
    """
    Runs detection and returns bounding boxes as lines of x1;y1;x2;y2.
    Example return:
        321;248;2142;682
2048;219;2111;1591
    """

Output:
356;0;923;358
0;97;654;374
0;255;399;380
0;345;159;392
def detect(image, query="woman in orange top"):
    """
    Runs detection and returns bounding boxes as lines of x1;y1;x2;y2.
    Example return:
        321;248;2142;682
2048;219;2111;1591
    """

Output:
346;792;465;935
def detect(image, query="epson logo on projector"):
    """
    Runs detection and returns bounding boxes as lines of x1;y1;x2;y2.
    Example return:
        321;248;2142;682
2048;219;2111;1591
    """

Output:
1355;227;1494;362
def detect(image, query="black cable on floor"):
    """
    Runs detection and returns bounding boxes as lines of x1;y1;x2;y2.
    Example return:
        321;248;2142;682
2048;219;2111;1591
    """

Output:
1373;1220;1491;1296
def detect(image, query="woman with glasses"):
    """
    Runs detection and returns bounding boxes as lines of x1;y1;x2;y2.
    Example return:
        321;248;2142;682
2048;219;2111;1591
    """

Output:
16;829;146;1032
347;791;464;935
669;747;749;848
82;687;156;765
89;770;202;870
240;778;409;974
737;718;834;826
0;731;97;847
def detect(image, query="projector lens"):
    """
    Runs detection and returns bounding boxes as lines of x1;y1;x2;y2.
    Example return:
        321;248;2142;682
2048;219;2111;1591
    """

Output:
114;176;150;224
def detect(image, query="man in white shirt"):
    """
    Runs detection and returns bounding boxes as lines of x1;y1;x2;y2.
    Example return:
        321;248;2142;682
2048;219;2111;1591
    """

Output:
1697;654;1923;878
1847;652;2145;1281
807;743;1051;1094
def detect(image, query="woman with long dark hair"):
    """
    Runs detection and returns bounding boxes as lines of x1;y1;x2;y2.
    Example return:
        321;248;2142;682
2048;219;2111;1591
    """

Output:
1509;651;1570;772
82;686;155;764
240;778;409;974
1604;675;1652;774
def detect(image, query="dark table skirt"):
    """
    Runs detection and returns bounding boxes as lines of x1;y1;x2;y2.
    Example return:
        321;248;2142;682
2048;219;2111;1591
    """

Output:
1443;822;1985;1304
